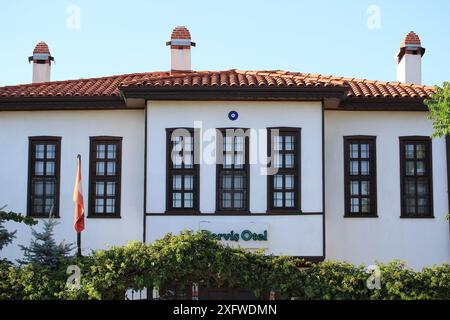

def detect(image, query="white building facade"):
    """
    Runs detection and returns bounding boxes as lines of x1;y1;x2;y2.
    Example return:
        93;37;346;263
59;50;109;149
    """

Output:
0;29;448;270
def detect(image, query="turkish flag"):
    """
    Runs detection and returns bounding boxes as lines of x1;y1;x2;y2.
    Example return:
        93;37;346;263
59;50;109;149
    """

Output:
73;156;85;233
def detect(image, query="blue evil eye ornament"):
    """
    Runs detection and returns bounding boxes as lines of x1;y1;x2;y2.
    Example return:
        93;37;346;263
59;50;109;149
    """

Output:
228;111;239;121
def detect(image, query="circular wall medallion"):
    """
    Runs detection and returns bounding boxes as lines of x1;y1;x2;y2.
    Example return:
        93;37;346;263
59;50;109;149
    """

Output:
228;111;239;121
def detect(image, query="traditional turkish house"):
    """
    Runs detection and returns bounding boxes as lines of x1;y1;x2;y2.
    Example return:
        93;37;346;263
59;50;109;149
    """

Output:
0;28;449;276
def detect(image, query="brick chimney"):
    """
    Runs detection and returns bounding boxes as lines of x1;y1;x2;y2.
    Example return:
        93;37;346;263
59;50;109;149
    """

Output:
166;26;195;72
28;42;54;83
396;31;425;85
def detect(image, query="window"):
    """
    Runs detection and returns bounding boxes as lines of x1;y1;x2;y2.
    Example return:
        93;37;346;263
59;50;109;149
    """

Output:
400;137;433;218
216;128;250;213
166;128;199;213
27;137;61;217
344;136;377;217
88;137;122;217
267;128;301;213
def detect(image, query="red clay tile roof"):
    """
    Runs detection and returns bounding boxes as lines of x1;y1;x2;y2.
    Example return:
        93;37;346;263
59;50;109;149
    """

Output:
0;69;435;100
33;42;51;55
401;31;421;47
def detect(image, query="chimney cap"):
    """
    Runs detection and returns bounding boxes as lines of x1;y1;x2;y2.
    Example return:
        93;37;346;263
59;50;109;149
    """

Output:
29;41;54;63
400;31;422;48
33;41;51;55
166;26;196;48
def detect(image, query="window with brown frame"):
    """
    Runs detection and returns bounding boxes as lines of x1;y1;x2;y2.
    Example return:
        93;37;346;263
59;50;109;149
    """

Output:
267;128;301;213
27;137;61;217
88;137;122;218
166;128;199;213
400;136;433;218
344;136;377;217
216;128;250;213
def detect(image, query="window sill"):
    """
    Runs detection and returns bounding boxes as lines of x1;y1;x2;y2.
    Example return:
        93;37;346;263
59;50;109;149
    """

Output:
27;215;60;219
214;210;251;215
400;215;435;219
165;210;201;215
266;209;302;215
344;214;378;218
87;215;121;219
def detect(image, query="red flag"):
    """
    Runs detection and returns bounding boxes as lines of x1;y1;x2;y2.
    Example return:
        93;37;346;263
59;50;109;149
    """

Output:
73;156;85;233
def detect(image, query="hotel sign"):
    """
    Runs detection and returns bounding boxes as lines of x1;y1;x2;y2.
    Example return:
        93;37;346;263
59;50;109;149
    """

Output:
206;229;268;242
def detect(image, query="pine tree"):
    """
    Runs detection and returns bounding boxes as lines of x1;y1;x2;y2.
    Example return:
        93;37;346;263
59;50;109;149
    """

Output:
18;215;74;269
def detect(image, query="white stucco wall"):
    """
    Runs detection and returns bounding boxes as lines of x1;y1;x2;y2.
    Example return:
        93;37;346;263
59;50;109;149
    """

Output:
0;110;145;261
325;110;450;269
145;101;324;257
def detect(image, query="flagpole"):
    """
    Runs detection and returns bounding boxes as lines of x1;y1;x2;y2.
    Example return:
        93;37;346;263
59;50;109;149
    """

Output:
76;154;82;258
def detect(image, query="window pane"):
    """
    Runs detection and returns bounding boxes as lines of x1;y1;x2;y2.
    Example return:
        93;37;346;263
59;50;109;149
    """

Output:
274;153;282;168
274;192;283;207
46;144;55;159
107;144;116;159
46;161;55;175
35;144;45;159
405;161;415;176
184;136;193;152
416;144;425;159
106;182;115;196
285;175;294;190
172;154;182;168
235;136;244;152
234;154;244;169
360;144;369;159
33;197;43;214
96;182;104;196
184;175;193;190
96;144;106;159
350;161;359;175
361;198;370;213
33;181;44;196
96;162;105;175
224;136;233;152
405;144;414;159
284;154;294;168
234;192;243;208
350;180;359;195
35;161;44;175
44;198;54;214
274;175;283;190
106;198;115;213
406;198;416;215
223;154;233;168
417;198;428;215
184;192;193;208
416;161;425;175
350;144;359;158
95;198;104;213
234;175;244;189
350;198;359;213
361;181;370;195
184;154;193;169
45;181;55;196
274;136;283;151
172;193;182;208
361;161;369;175
222;192;232;208
417;179;428;196
107;161;116;175
285;192;294;207
173;136;183;151
173;175;182;190
222;175;232;189
285;136;294;151
405;179;415;195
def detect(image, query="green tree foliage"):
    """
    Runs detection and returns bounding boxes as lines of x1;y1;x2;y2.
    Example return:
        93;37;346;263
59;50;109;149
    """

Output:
18;216;74;269
1;231;449;300
426;82;450;137
0;205;37;252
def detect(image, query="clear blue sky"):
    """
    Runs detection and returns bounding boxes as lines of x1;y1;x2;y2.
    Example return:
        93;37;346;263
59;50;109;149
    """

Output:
0;0;449;87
